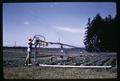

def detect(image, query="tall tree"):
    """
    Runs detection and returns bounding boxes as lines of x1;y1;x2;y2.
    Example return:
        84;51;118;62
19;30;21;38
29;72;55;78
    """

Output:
84;13;103;52
84;14;117;52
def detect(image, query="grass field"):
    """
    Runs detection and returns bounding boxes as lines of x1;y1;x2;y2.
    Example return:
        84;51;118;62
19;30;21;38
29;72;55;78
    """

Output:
3;48;117;79
3;66;117;79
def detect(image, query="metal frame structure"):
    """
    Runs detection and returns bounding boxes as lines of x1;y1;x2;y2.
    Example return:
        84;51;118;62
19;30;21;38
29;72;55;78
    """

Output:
28;34;79;64
26;35;113;68
32;35;47;63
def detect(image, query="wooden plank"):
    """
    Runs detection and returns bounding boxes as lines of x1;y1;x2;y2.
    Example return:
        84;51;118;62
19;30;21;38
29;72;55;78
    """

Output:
39;64;112;68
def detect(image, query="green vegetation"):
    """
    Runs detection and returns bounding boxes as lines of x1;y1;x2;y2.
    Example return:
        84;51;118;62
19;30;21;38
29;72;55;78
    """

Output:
3;66;117;79
84;14;117;52
3;48;117;79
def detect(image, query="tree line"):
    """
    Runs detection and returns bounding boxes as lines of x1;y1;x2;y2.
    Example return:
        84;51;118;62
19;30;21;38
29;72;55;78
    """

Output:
84;13;117;52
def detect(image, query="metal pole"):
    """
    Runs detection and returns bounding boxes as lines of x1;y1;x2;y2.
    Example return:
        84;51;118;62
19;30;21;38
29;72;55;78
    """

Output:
34;44;37;63
14;41;16;47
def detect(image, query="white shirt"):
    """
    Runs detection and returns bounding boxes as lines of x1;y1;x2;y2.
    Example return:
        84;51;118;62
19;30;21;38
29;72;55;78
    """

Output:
27;47;30;52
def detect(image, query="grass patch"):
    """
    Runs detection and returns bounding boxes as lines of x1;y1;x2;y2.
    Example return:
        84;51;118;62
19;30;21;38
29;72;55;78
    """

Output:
3;66;117;79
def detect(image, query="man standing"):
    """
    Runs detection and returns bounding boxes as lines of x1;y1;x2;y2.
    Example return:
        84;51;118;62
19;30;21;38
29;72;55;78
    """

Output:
25;38;33;66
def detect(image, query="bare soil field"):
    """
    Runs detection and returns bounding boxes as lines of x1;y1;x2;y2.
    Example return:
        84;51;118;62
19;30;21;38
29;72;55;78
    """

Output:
3;48;117;79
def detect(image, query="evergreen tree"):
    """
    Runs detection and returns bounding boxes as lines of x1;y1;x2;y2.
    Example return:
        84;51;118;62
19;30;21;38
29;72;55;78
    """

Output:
84;14;117;52
84;13;103;52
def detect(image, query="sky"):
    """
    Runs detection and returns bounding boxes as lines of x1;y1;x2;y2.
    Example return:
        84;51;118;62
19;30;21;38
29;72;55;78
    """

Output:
3;2;116;48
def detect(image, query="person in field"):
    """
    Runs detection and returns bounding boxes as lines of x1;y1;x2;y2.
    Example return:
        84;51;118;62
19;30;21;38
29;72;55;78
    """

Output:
25;38;33;66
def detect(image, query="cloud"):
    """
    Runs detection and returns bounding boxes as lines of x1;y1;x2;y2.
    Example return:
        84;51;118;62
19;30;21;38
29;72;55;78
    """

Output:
55;26;85;33
24;21;30;25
